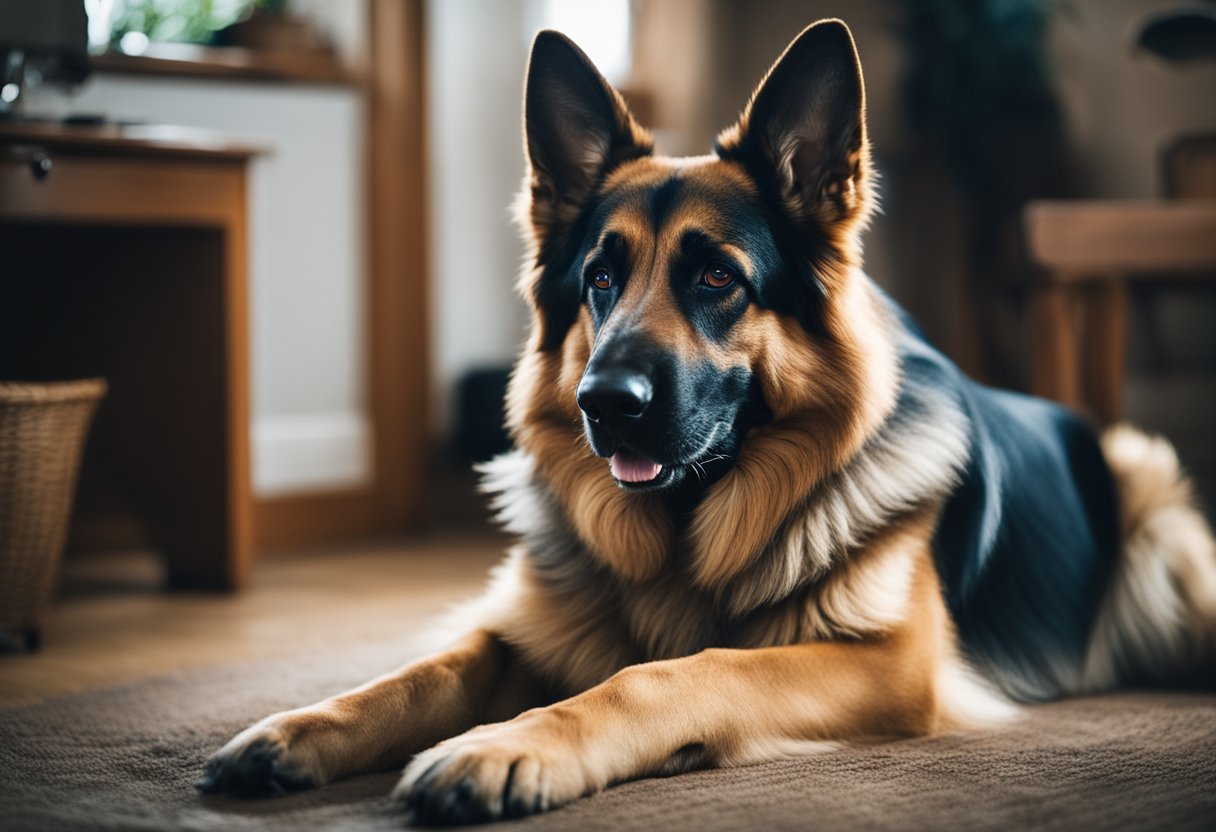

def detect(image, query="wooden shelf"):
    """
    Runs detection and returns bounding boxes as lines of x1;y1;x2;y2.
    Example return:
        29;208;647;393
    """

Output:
0;121;266;161
91;42;361;87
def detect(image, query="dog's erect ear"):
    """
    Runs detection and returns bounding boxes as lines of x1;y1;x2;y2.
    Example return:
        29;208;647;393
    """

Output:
717;20;870;228
524;31;652;235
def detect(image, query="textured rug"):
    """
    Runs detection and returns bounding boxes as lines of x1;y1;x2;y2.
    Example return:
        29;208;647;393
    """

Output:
2;634;1215;832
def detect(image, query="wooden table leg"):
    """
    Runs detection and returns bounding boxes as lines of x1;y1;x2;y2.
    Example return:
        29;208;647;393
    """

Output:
1029;283;1080;409
108;228;251;591
1080;279;1128;426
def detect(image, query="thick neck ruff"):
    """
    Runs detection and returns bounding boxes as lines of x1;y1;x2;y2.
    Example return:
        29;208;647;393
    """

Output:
481;325;971;622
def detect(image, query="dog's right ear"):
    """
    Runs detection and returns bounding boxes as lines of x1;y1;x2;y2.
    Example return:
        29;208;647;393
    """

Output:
524;31;652;238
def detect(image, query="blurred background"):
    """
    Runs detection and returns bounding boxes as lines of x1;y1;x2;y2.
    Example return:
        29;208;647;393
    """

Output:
1;0;1214;695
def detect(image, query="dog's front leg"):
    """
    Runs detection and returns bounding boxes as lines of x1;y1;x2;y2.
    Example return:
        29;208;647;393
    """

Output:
393;610;942;824
199;629;538;796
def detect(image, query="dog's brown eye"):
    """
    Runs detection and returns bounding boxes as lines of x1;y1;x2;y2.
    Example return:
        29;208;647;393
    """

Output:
591;268;612;290
701;265;735;289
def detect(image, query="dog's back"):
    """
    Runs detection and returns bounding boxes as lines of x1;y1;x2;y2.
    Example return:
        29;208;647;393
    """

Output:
897;309;1216;701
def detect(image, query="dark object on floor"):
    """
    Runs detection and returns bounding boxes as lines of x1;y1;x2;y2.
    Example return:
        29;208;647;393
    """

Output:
454;367;512;463
0;379;106;651
1;636;1213;831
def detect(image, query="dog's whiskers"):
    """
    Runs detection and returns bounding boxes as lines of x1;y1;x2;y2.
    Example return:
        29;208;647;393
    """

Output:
687;449;733;484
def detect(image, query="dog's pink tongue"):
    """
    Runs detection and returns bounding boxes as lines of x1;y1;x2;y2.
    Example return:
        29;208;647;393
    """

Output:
610;450;662;483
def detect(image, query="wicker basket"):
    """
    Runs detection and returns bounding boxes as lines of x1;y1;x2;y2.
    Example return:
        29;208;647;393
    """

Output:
0;379;107;651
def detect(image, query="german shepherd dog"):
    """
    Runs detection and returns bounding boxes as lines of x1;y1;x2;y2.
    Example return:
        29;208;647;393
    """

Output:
201;20;1216;823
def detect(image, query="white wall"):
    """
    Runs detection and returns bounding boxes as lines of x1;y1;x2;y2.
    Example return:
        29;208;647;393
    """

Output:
425;0;530;434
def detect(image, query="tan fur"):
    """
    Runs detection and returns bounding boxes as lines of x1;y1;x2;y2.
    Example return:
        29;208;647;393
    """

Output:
584;192;708;365
688;271;899;587
459;503;965;693
205;499;1009;802
386;509;998;813
204;630;529;788
506;328;674;581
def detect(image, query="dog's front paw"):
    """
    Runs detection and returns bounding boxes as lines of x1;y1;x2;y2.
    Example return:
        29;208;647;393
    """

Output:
197;719;321;797
392;723;590;824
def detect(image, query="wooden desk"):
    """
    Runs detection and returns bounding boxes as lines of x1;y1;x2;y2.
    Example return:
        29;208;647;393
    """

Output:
0;122;262;590
1024;199;1216;424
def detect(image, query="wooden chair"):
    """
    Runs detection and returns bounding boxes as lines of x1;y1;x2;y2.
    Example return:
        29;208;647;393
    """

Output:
1023;198;1216;425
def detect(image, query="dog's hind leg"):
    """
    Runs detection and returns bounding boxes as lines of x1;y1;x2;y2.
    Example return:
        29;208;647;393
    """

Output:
1083;424;1216;691
198;629;545;796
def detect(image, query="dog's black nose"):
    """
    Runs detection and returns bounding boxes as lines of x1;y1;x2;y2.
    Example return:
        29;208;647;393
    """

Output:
577;369;652;428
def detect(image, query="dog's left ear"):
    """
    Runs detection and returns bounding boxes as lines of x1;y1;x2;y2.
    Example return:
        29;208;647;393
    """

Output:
717;19;870;228
524;31;653;237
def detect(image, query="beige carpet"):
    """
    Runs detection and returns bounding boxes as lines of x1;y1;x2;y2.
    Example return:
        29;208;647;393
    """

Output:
2;629;1215;831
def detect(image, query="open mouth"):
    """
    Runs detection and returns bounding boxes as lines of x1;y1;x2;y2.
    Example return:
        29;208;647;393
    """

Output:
609;448;663;484
601;422;733;491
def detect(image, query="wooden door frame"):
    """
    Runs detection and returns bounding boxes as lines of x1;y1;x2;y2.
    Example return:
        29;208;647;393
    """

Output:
254;0;430;549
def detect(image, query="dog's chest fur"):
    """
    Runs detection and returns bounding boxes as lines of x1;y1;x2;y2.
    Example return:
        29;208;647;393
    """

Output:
473;506;939;695
477;363;970;694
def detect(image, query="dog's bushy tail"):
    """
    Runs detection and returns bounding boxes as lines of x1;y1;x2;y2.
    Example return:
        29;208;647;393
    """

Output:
1083;424;1216;690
